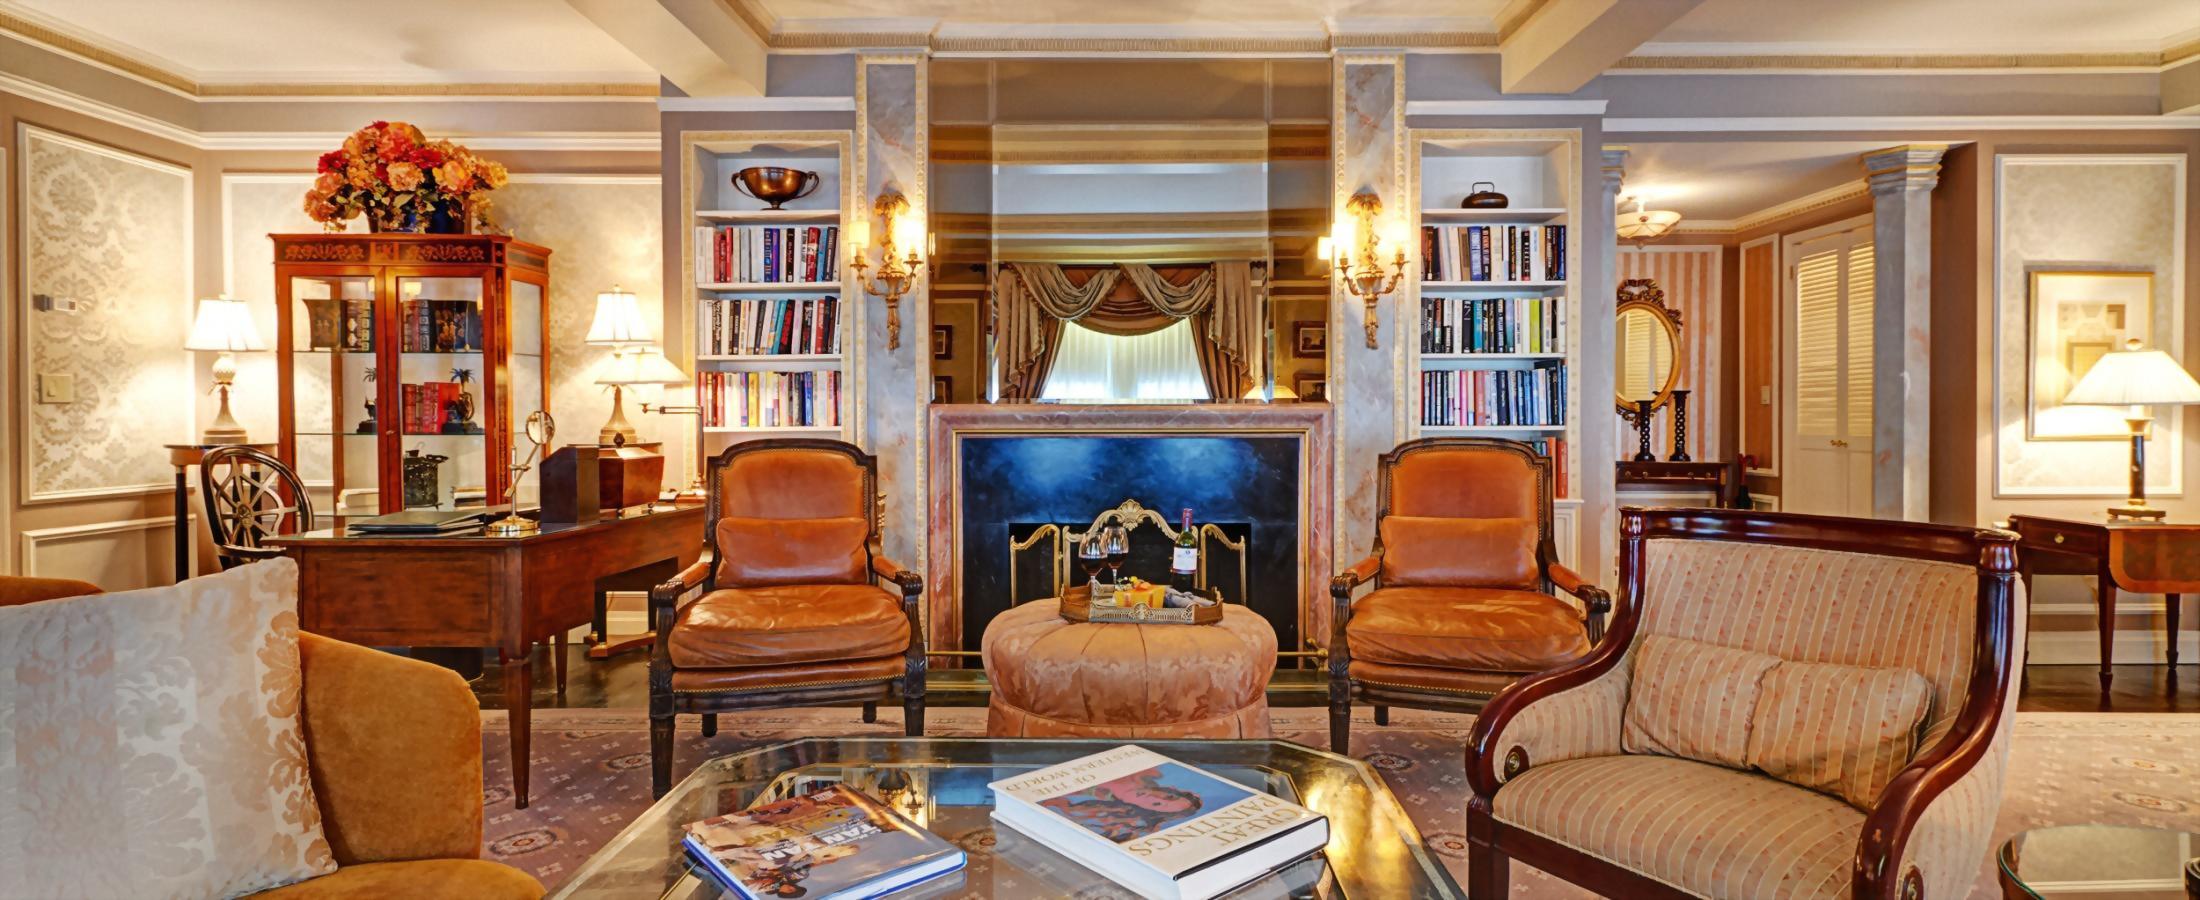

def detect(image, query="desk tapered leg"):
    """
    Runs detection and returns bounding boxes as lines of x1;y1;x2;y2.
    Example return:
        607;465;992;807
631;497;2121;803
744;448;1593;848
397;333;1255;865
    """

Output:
502;649;532;809
553;631;568;700
2168;593;2181;671
2098;578;2117;693
174;467;191;583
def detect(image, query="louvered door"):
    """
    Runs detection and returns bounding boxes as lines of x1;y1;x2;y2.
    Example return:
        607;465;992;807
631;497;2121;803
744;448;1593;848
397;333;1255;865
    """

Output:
1784;223;1874;516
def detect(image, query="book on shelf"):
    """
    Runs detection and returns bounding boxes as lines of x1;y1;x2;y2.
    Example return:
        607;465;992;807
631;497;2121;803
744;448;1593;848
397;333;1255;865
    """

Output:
701;370;841;428
1420;223;1567;283
682;784;965;900
1420;364;1567;429
1420;295;1567;354
988;745;1329;900
698;224;841;285
703;296;842;355
400;299;483;353
1526;437;1568;499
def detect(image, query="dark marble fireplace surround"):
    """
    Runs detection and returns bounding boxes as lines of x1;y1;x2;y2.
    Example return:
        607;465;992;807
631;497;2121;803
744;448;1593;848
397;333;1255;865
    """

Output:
926;404;1333;661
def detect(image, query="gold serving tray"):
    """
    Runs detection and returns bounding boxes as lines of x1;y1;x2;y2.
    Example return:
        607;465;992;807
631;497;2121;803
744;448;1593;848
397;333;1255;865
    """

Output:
1058;584;1223;625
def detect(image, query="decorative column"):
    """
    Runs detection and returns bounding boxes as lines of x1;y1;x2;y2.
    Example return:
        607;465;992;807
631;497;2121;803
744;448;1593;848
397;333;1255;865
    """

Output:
857;54;929;569
1862;144;1945;522
1327;53;1405;647
1582;145;1627;585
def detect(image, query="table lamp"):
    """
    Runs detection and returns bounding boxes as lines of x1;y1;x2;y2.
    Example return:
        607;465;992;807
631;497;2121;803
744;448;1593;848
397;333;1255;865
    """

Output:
184;294;265;443
594;346;688;446
585;285;649;347
2062;338;2200;520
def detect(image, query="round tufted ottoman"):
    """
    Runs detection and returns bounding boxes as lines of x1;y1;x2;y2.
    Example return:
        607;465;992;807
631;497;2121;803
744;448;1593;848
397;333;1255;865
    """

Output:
982;596;1276;738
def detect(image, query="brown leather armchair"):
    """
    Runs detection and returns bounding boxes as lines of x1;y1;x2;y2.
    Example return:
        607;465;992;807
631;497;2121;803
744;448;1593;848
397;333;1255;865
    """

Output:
1328;438;1607;754
648;439;925;796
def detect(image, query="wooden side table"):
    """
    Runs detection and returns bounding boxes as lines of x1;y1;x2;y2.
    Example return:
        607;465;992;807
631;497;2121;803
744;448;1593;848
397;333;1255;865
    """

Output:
2007;515;2200;691
1614;459;1743;508
163;442;276;583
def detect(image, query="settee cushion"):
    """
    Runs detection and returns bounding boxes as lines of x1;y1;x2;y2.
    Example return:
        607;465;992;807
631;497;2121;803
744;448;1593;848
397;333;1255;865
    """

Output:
670;584;908;668
251;859;544;899
1622;635;1781;768
1346;586;1587;672
1379;515;1538;588
1493;754;1862;899
715;515;869;587
1748;659;1933;809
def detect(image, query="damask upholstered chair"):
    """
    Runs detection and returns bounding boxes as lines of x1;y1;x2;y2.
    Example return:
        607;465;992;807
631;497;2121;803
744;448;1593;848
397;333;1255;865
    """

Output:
1463;508;2024;899
1328;438;1607;753
648;439;925;796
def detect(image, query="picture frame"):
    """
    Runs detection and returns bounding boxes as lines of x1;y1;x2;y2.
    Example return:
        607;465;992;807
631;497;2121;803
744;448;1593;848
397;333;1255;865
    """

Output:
933;325;954;360
1292;373;1326;403
932;375;953;403
2026;269;2154;441
1291;321;1326;359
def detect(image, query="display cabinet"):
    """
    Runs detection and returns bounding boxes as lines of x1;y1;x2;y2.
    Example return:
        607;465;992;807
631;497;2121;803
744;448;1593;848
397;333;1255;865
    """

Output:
272;233;552;515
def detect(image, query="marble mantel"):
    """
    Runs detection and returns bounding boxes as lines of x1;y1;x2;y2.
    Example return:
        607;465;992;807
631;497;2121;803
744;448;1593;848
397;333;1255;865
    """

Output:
925;403;1335;662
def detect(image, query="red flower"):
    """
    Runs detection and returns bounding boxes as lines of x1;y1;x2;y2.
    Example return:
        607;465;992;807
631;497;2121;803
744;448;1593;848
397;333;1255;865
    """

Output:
370;120;389;130
407;145;446;169
317;151;346;174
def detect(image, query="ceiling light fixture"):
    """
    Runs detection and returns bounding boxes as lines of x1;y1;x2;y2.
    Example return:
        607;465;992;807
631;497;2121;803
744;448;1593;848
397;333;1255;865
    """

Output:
1615;196;1683;247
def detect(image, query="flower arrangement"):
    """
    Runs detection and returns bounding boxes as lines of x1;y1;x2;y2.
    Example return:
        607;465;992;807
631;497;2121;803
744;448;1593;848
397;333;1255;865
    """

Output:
305;120;509;233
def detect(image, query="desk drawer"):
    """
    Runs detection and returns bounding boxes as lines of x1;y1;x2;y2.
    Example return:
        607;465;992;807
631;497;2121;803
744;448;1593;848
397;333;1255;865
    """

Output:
2015;518;2106;559
298;553;491;643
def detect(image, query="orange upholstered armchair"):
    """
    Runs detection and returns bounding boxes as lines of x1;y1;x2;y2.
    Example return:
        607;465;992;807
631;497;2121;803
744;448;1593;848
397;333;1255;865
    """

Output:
648;439;926;796
1462;509;2023;899
1328;438;1607;754
0;576;542;899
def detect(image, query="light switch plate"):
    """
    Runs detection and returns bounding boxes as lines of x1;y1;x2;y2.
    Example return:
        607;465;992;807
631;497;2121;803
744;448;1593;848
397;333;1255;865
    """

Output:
37;373;74;404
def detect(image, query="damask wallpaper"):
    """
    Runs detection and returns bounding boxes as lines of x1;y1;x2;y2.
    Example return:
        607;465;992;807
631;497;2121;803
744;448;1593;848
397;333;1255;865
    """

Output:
1994;156;2184;496
21;127;193;501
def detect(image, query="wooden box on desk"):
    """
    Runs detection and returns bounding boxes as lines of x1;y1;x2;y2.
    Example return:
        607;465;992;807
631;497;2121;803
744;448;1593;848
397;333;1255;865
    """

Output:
540;443;665;524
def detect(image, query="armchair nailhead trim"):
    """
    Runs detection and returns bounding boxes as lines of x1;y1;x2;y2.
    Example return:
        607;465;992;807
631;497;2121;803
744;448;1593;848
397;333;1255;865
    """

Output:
1901;866;1923;900
1504;746;1530;780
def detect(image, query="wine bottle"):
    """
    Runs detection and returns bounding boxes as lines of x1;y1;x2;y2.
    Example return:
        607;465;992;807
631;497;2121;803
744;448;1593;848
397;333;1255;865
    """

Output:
1170;508;1199;591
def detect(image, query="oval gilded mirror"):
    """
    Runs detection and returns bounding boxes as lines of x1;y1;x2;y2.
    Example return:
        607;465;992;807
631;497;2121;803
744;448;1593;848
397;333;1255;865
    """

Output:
1613;278;1681;414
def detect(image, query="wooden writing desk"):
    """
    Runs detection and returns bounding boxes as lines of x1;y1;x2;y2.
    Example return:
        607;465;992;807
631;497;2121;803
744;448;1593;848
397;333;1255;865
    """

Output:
2006;515;2199;691
270;505;704;807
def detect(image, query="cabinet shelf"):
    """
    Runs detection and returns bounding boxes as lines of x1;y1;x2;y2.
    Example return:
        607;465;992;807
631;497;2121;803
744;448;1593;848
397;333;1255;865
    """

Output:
698;282;843;293
1421;280;1568;291
1420;207;1568;223
696;354;843;365
1420;424;1568;435
1420;352;1565;361
696;209;841;224
703;425;842;434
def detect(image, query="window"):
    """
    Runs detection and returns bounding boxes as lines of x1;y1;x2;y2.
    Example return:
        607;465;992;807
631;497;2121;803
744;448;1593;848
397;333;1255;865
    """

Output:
1039;320;1210;402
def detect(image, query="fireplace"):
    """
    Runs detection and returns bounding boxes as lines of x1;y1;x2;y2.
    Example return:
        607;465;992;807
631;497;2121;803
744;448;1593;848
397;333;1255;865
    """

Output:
926;404;1333;664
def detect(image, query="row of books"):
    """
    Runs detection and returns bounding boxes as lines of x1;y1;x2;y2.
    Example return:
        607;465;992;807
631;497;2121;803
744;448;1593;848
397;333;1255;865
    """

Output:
1420;224;1567;283
1523;436;1569;499
1421;295;1568;355
398;382;478;435
697;225;841;285
702;297;842;356
700;370;841;429
400;299;483;354
1420;364;1568;428
681;745;1328;900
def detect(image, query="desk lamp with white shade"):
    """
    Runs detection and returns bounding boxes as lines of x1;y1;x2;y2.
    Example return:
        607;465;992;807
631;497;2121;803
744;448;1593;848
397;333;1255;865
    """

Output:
184;294;267;443
2062;338;2200;520
593;347;688;446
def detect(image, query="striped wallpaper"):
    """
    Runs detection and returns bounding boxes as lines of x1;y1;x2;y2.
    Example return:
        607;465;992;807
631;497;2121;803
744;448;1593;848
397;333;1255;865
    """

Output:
1616;246;1723;462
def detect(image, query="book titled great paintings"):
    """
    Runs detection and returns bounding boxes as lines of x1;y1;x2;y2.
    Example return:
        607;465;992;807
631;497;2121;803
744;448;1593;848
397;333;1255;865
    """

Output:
988;746;1330;900
682;784;964;900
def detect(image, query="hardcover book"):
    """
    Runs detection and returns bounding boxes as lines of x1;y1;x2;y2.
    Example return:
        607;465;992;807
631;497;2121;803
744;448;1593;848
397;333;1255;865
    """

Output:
989;745;1329;900
682;784;964;900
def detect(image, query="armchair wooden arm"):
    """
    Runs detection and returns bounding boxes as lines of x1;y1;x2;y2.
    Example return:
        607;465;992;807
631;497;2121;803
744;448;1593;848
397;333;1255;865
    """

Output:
1540;541;1610;643
1328;552;1381;660
649;558;713;632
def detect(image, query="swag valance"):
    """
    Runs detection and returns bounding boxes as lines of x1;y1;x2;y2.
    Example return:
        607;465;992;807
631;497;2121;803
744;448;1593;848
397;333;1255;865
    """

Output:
993;260;1258;401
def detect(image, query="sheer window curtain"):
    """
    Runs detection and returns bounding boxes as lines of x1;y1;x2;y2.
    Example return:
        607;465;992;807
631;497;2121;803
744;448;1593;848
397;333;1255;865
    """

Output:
1040;320;1211;402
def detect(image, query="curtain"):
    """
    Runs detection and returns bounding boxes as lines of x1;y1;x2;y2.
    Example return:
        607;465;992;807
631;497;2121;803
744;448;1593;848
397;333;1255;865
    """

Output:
992;260;1260;402
1039;320;1211;402
1189;261;1257;400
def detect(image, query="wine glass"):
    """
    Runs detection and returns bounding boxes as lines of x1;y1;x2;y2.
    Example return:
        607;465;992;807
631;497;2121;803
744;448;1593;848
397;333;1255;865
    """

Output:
1102;521;1131;586
1077;531;1109;590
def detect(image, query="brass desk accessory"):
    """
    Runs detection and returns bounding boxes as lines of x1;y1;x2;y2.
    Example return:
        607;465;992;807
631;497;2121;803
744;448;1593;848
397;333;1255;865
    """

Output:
487;410;554;536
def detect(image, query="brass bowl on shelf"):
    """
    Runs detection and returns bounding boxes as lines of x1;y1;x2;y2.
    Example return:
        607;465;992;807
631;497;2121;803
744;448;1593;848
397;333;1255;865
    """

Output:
731;167;821;209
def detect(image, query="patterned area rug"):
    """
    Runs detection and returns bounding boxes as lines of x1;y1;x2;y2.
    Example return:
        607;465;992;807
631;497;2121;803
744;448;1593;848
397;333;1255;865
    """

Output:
480;709;2200;898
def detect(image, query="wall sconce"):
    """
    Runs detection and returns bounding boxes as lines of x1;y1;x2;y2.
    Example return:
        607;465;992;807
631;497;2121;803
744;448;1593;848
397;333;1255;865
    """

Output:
1320;190;1407;348
849;190;927;350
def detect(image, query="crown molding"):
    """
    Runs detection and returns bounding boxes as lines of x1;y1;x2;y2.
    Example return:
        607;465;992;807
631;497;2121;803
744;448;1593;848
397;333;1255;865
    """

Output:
1733;180;1870;233
0;70;199;147
1406;99;1608;117
657;95;855;112
1619;45;2184;74
1605;115;2200;132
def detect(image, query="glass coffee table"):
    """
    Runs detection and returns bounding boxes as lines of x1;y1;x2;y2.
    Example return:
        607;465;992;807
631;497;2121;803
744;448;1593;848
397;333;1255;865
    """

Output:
1998;825;2200;899
552;737;1461;899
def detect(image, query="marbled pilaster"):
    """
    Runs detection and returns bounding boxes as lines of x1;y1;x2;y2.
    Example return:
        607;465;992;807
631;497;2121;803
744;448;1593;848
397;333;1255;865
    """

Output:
1863;144;1945;522
1328;54;1406;621
857;55;929;568
1585;146;1627;584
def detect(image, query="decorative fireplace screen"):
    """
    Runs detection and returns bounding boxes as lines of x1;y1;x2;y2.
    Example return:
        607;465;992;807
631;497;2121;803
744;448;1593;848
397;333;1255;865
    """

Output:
1009;499;1248;603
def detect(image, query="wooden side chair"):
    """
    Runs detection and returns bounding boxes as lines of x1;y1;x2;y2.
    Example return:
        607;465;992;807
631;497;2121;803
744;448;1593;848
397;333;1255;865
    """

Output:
647;439;925;796
201;445;314;570
1328;437;1608;754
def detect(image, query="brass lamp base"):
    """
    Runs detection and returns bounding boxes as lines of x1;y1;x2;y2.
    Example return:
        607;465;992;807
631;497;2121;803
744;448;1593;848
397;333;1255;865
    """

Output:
485;513;539;536
2107;504;2167;521
2108;416;2166;521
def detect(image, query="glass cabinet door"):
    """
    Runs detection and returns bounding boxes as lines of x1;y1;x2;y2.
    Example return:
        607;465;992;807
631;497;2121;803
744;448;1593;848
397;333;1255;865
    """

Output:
287;274;381;515
393;274;488;510
507;276;547;508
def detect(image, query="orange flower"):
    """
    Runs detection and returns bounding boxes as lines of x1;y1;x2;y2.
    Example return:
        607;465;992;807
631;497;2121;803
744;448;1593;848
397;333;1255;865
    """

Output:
435;159;475;194
386;161;424;192
346;162;376;191
478;160;509;190
313;172;342;195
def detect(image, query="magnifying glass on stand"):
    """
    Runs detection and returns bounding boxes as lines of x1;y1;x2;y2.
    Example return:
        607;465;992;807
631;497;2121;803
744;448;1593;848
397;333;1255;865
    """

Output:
486;410;554;536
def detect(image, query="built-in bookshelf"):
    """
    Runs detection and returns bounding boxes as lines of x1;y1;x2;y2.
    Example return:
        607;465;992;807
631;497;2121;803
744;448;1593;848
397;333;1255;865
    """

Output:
681;133;857;445
1409;133;1582;503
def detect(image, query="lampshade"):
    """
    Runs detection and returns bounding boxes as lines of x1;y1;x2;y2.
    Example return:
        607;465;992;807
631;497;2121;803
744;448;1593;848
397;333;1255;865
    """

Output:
584;286;649;346
594;347;689;387
183;295;265;352
2063;339;2200;407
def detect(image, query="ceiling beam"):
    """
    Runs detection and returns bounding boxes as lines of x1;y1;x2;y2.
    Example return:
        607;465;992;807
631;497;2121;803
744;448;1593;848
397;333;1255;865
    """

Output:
564;0;765;97
1500;0;1704;94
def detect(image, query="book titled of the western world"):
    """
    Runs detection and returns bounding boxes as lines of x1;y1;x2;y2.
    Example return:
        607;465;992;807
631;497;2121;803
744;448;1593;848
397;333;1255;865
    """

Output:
681;784;964;900
988;745;1330;900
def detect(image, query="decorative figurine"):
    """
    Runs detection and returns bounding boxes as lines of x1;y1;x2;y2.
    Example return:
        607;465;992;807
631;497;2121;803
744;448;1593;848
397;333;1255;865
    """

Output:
402;446;449;508
356;366;378;434
1668;390;1692;462
443;367;481;435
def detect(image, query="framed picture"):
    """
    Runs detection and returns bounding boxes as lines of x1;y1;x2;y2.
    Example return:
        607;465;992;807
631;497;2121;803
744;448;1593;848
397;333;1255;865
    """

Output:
933;325;953;360
1291;321;1326;359
2027;269;2154;440
1292;373;1326;403
932;375;953;403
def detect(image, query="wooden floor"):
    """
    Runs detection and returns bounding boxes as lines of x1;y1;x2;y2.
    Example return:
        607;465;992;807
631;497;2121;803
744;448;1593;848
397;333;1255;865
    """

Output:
474;646;2200;714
